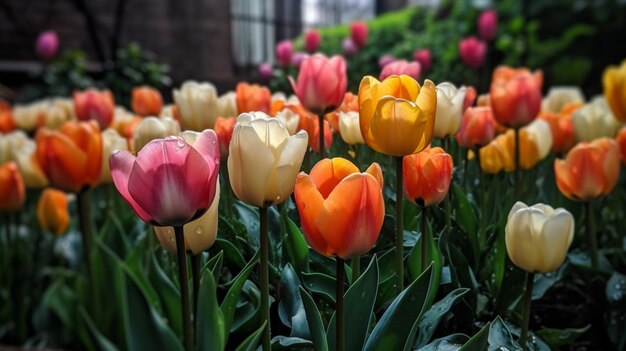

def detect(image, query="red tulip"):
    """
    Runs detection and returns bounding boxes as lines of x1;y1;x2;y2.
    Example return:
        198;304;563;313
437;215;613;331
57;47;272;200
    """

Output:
304;29;321;53
413;49;432;72
0;100;15;133
478;10;498;41
403;147;453;207
490;66;543;128
463;85;477;111
350;21;368;48
0;162;25;211
36;31;59;60
459;37;486;69
615;127;626;164
276;40;293;67
131;86;163;116
289;54;347;114
456;106;497;149
110;130;220;226
73;89;115;129
379;60;421;81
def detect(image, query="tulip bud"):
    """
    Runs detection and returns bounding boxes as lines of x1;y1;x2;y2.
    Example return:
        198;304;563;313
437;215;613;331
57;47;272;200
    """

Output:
304;29;321;53
131;86;163;116
413;49;432;72
541;87;585;114
478;10;498;41
603;59;626;122
236;82;271;114
379;60;421;81
350;21;368;48
572;96;623;142
214;116;236;159
617;127;626;164
291;52;308;70
258;63;274;81
73;89;115;129
100;129;129;183
342;38;358;57
289;54;347;115
132;117;181;153
459;37;486;69
37;189;70;235
217;91;238;118
338;111;364;145
434;82;466;138
506;202;574;273
276;40;294;67
403;147;453;207
490;66;543;128
36;31;59;60
173;81;219;131
457;106;496;149
0;162;25;211
378;55;396;69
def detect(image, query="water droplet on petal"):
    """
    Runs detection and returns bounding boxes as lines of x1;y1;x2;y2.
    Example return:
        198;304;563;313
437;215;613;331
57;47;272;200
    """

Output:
169;236;175;242
111;150;121;155
195;227;203;235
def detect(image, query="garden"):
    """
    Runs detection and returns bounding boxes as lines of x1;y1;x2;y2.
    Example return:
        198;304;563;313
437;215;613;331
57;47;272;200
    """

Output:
2;1;626;350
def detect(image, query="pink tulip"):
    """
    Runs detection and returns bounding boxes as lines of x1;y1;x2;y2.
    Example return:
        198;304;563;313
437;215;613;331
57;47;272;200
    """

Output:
379;60;421;81
258;63;274;81
36;31;59;60
289;54;347;114
413;49;432;72
342;38;358;56
276;40;293;67
478;10;498;41
73;89;115;129
304;29;321;53
350;21;368;48
292;52;309;70
459;36;487;69
378;54;396;69
110;130;220;227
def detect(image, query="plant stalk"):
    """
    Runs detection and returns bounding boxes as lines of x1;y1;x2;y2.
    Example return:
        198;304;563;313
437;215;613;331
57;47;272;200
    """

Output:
174;226;193;351
336;256;345;351
77;190;99;320
351;256;361;283
443;137;452;230
318;114;326;159
259;206;271;351
421;206;428;273
520;272;535;350
191;254;201;316
514;127;521;200
585;201;598;269
395;156;404;292
475;148;487;248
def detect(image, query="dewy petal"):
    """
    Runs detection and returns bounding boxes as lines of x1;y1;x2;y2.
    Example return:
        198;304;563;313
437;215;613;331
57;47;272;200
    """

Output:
190;129;220;205
505;207;540;272
294;172;328;255
538;209;574;273
183;182;221;254
109;149;154;223
269;130;309;205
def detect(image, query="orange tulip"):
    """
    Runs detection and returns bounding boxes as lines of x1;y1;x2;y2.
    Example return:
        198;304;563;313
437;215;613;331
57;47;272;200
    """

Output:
37;188;70;235
0;161;25;211
36;121;102;192
403;147;453;207
554;138;620;201
73;89;115;129
214;116;236;158
236;82;271;113
0;100;15;133
617;127;626;164
603;59;626;122
131;86;163;116
539;111;575;153
299;113;332;152
294;158;384;259
456;106;496;149
490;66;543;128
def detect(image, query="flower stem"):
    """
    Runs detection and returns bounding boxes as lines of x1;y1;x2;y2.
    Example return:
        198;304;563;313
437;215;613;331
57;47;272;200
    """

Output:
475;148;487;248
318;114;326;159
191;254;201;317
514;127;521;200
421;206;428;273
443;137;451;230
395;156;404;292
520;272;535;350
174;226;193;351
463;149;470;190
77;190;99;321
336;256;345;351
351;256;361;283
259;206;271;351
585;201;598;269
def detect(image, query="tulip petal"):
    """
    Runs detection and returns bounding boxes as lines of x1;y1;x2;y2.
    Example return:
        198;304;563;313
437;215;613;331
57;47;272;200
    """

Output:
294;172;328;255
506;207;541;272
183;183;221;254
369;97;424;156
539;209;574;272
270;130;309;204
37;130;88;192
110;149;154;223
365;162;384;189
310;157;359;199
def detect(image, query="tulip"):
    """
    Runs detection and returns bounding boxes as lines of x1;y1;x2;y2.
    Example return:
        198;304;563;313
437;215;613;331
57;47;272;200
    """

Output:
459;36;486;69
214;116;236;158
378;54;396;69
342;38;357;57
132;117;181;153
294;158;384;259
0;131;48;188
490;66;543;128
572;96;622;142
358;75;437;156
100;129;128;183
603;59;626;122
0;162;25;211
350;21;368;48
292;52;308;70
539;111;575;153
434;82;466;138
326;92;359;132
0;100;15;133
304;29;321;53
12;102;42;131
217;91;238;118
403;147;453;207
258;63;274;81
617;127;626;164
456;106;496;149
463;85;477;112
338;111;364;145
73;89;115;129
379;60;421;81
131;86;163;116
45;98;76;129
274;108;301;135
173;81;219;131
276;40;294;67
541;87;584;114
228;112;308;207
554;137;620;202
36;121;102;192
299;113;332;152
37;188;70;235
477;93;490;107
478;10;498;41
36;30;59;60
290;54;347;115
413;49;432;72
236;82;271;113
159;104;181;122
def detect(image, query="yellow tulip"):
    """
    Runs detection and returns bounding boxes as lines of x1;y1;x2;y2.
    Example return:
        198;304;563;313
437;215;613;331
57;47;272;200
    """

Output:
603;59;626;123
173;81;219;130
572;96;622;142
132;117;181;153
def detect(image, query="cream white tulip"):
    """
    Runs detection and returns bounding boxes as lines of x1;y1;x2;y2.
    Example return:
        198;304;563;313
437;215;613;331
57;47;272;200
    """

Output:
228;112;308;207
217;91;238;117
505;202;574;273
173;81;219;131
573;96;623;142
338;111;365;144
275;108;300;135
542;87;584;113
271;92;287;102
45;98;76;129
132;116;181;153
0;130;48;188
434;82;466;138
523;119;553;161
155;183;220;255
13;103;41;131
100;129;128;183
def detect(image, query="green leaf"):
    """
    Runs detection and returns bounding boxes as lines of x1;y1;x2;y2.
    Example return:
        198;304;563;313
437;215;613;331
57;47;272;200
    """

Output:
213;238;246;269
535;325;590;349
418;334;469;351
458;322;490;351
234;321;267;351
204;251;224;280
79;307;119;351
487;316;521;351
327;257;379;351
221;251;259;335
283;217;310;273
363;264;434;351
196;269;226;351
605;271;626;349
300;286;329;351
532;263;568;300
413;288;470;348
278;264;310;339
301;271;336;303
452;184;478;267
148;254;182;337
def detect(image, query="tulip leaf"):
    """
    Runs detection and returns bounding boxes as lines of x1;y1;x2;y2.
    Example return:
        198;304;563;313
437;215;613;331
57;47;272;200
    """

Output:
406;217;443;313
230;281;264;334
301;271;336;303
327;256;379;351
196;268;226;351
283;217;310;274
375;247;398;311
148;254;182;337
205;251;224;281
605;271;626;349
79;307;119;351
234;321;266;351
452;184;479;266
221;251;259;336
213;238;246;269
535;325;590;350
299;286;329;351
278;264;310;339
487;316;521;350
363;264;435;351
413;288;470;348
417;333;470;350
458;322;490;351
532;262;568;300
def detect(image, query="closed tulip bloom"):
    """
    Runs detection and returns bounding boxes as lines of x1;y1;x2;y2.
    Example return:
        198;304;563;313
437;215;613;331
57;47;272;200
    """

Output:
617;127;626;164
100;129;128;183
1;131;48;188
276;40;294;67
304;29;321;53
0;100;15;133
350;21;368;48
173;81;219;131
290;54;347;115
214;116;236;158
131;86;163;116
44;98;76;129
132;117;181;153
542;87;585;114
359;75;437;156
338;111;364;145
73;89;115;129
413;49;432;72
36;31;59;60
236;82;271;113
0;162;25;211
539;111;575;153
478;10;498;41
159;104;181;122
379;60;421;81
434;82;466;138
603;59;626;122
228;112;308;207
342;38;358;57
275;108;301;135
110;106;140;138
37;188;70;235
403;147;453;207
506;202;574;273
110;130;220;226
36;121;102;192
572;96;622;142
490;66;543;128
463;85;477;111
459;37;486;69
292;52;308;70
13;102;44;132
378;54;396;69
294;158;384;259
554;138;620;201
258;63;274;81
456;106;496;149
217;91;238;118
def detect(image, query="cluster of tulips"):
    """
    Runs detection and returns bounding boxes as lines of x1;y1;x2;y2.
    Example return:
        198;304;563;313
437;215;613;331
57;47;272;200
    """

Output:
2;49;626;350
